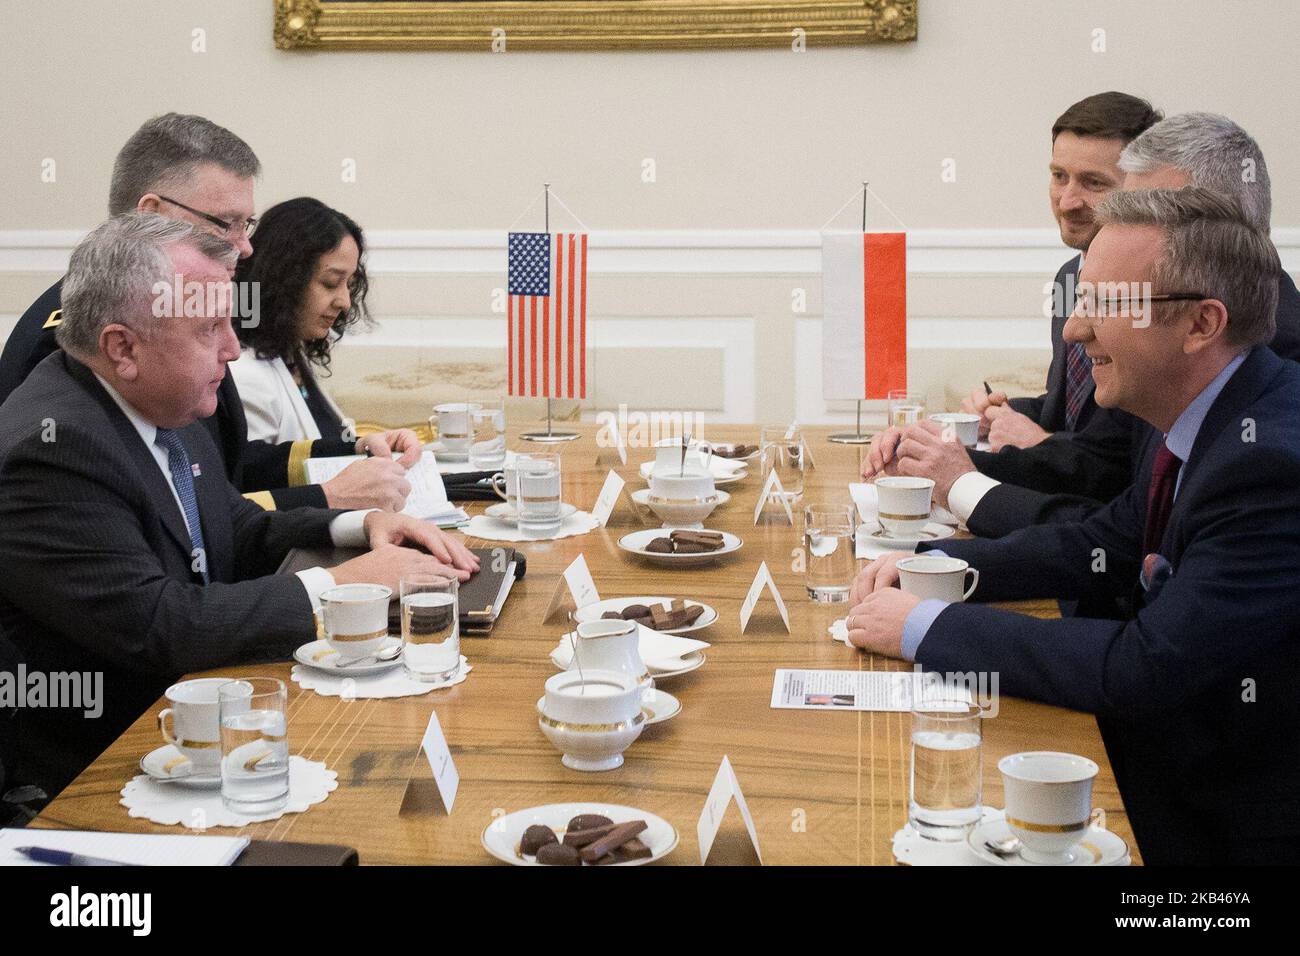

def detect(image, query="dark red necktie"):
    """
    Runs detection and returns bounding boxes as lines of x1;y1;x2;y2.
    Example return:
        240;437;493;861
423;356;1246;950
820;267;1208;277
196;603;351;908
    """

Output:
1142;442;1182;556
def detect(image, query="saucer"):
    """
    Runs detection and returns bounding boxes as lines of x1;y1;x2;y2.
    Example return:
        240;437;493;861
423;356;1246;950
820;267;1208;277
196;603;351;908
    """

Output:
857;522;956;557
572;596;718;635
617;528;742;566
425;441;469;463
293;638;403;676
482;802;679;866
139;745;221;788
484;502;578;521
710;443;761;463
641;689;682;724
966;814;1130;866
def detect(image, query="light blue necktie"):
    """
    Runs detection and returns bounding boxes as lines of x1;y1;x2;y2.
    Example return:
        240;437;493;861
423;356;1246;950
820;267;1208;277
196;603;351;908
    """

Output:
154;428;209;583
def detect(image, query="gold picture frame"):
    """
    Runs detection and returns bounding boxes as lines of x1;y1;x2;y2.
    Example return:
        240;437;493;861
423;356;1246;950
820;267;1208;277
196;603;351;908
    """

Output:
274;1;917;52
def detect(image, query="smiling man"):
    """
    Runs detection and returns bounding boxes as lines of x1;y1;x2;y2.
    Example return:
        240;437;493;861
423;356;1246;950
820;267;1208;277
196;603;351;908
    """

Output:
846;188;1300;865
0;214;479;797
960;92;1162;450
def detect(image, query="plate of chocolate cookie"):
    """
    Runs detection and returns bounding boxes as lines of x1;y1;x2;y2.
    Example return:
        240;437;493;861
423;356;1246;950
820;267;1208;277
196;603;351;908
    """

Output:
573;596;718;635
482;803;679;866
618;528;742;566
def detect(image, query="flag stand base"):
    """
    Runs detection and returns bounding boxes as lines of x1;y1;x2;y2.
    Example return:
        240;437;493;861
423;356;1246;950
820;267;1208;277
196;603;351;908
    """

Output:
826;399;873;444
522;398;581;443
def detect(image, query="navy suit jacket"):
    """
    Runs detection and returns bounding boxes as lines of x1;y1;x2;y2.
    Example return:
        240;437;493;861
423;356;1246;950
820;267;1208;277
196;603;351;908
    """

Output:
966;270;1300;538
0;353;347;795
916;346;1300;864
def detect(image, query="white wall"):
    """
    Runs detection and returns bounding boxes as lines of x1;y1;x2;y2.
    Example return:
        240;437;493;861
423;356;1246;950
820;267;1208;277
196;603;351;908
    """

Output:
3;0;1298;424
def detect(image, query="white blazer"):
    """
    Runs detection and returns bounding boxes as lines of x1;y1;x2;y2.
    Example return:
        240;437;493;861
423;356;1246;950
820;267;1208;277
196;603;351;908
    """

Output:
229;347;346;444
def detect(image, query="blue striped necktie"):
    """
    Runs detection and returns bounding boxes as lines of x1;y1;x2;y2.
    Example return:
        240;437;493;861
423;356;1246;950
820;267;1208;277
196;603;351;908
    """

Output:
1064;340;1093;430
154;428;209;583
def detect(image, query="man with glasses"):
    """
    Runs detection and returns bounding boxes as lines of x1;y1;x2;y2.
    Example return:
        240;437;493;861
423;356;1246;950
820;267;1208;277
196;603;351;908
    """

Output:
847;188;1300;864
0;113;417;512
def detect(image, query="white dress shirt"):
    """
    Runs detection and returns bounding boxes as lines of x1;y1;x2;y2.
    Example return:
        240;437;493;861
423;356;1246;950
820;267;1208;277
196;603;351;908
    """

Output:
93;373;370;605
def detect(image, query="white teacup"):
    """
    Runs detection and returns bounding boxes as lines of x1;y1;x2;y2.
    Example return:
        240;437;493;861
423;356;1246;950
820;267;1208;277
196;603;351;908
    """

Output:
874;476;935;536
320;583;393;660
652;437;715;474
929;412;981;448
897;555;979;602
491;466;519;511
158;677;232;771
432;402;481;457
648;468;716;504
998;751;1099;864
538;669;646;772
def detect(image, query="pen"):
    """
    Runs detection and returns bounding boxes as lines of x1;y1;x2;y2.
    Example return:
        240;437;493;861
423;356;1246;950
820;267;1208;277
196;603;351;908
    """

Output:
16;846;140;867
983;381;992;396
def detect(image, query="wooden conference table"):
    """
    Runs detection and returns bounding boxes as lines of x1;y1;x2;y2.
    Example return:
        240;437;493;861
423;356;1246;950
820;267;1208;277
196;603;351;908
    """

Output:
32;424;1139;865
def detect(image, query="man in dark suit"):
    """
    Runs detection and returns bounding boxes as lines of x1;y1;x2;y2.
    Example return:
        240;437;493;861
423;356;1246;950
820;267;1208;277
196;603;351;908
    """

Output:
0;215;479;797
868;113;1300;540
959;92;1163;452
846;188;1300;864
0;112;417;513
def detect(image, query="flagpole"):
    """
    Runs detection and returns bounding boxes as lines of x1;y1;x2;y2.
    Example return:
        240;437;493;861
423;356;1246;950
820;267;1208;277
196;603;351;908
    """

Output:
829;181;876;446
523;181;580;443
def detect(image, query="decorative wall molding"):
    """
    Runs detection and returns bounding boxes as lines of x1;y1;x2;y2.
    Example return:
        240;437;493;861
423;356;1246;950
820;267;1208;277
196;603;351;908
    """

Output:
6;228;1298;277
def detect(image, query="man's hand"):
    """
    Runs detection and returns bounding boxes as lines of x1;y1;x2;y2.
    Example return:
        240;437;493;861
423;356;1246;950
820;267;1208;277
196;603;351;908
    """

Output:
357;428;423;468
862;426;905;479
960;387;1008;439
362;512;480;575
844;588;920;659
985;403;1050;452
330;543;466;592
321;457;410;511
849;551;912;603
893;420;977;512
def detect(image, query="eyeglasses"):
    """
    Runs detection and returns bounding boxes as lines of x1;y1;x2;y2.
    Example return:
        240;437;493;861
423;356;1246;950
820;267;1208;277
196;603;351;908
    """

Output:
1072;291;1211;322
157;195;258;237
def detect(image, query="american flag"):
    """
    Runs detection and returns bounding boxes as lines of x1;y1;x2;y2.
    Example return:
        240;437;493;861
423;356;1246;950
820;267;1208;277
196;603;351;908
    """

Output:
507;231;588;399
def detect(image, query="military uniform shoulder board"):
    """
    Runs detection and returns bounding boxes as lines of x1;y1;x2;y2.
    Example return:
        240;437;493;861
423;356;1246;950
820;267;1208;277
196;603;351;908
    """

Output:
41;309;62;329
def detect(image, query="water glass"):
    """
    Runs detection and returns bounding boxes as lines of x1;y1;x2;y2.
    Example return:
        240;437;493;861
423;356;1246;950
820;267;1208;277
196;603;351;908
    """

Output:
218;677;289;815
468;395;507;469
759;424;805;500
909;700;982;841
516;452;563;537
401;575;460;683
888;390;926;429
803;503;857;602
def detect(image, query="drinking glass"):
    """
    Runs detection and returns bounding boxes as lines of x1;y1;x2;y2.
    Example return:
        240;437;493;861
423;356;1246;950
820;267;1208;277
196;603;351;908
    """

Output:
909;700;982;841
468;395;507;470
759;424;804;500
400;575;460;683
516;452;563;537
218;677;289;815
803;503;857;602
888;390;927;429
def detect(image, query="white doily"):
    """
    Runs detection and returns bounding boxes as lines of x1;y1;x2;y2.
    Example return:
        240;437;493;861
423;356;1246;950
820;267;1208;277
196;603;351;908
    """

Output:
120;755;336;828
892;806;1002;866
291;657;471;699
460;511;599;542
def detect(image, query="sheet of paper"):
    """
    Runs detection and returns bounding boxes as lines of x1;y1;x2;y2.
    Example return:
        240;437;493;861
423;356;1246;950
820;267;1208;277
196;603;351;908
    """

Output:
769;669;974;712
304;452;467;524
697;755;762;864
420;709;459;814
753;468;794;524
591;470;626;527
0;829;248;866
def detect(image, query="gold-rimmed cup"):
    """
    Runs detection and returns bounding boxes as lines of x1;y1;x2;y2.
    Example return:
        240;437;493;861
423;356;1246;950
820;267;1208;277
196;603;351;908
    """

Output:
320;583;393;660
998;751;1099;864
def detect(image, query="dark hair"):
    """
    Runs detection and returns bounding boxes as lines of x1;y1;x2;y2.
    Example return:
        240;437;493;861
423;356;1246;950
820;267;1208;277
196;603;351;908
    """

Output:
234;198;371;372
1052;92;1163;144
109;113;260;216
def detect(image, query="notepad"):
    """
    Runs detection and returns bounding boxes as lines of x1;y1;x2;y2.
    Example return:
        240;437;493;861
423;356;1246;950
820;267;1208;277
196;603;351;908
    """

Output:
304;451;469;526
0;829;249;866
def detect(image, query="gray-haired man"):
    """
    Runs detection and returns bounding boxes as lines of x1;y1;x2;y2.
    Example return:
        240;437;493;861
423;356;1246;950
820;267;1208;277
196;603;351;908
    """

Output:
0;214;479;798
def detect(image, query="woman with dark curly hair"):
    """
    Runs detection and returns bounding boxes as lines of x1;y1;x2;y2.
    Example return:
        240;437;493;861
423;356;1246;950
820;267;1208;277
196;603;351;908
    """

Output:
231;197;400;451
